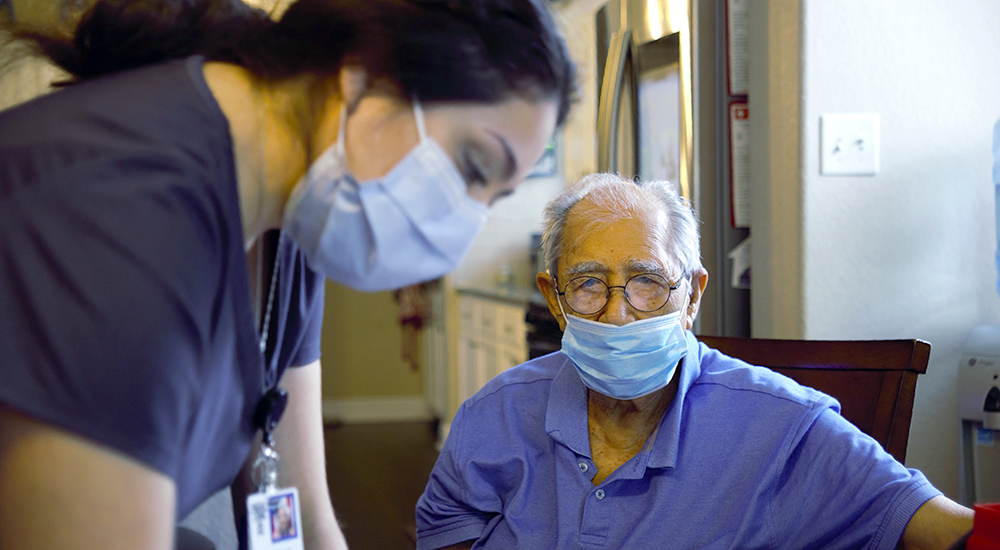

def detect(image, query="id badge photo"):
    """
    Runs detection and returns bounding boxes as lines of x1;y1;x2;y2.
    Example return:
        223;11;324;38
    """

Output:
247;487;304;550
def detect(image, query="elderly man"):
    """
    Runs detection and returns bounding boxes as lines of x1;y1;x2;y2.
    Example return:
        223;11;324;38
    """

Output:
415;174;973;549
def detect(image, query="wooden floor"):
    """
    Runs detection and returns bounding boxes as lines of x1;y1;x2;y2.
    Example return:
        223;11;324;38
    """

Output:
324;421;441;549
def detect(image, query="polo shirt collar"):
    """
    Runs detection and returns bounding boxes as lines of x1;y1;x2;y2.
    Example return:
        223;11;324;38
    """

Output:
544;331;704;470
544;354;591;457
646;330;703;468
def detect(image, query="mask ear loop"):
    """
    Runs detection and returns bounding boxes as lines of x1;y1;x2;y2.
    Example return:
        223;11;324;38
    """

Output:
337;97;426;156
335;103;348;158
551;272;569;321
413;96;428;144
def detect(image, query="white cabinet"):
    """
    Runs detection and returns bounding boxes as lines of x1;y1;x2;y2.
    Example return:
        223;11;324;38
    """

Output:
421;282;450;420
455;294;529;406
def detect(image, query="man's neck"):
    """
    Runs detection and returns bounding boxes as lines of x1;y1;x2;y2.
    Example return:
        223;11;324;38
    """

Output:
587;379;678;450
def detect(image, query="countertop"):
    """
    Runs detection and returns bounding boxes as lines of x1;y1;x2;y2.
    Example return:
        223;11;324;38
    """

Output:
455;284;549;308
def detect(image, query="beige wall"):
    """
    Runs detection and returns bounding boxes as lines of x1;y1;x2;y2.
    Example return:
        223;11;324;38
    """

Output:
319;282;423;399
747;0;805;340
8;0;65;27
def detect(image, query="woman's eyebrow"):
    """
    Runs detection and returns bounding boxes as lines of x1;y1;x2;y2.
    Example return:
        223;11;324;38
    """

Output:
487;130;517;180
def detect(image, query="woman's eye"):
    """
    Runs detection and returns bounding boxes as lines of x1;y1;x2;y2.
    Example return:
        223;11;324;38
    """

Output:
465;163;486;186
462;145;492;187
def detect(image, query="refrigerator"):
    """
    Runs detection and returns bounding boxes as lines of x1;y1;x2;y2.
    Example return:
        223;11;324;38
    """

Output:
595;0;750;337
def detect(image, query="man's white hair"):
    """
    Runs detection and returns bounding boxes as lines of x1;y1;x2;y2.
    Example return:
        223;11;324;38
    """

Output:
540;173;702;280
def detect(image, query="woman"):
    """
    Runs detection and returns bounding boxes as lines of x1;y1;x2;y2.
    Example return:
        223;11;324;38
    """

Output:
0;0;575;548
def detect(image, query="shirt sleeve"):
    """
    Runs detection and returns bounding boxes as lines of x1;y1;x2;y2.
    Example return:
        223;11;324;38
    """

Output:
768;406;941;550
0;163;226;481
283;241;325;369
415;404;497;550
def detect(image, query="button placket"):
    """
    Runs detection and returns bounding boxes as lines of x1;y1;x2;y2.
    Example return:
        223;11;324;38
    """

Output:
578;482;613;545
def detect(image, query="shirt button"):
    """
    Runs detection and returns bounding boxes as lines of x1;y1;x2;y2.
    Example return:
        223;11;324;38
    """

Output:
578;462;589;473
595;489;605;500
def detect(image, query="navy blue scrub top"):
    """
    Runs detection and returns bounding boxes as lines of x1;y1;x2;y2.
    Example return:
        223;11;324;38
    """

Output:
0;56;325;518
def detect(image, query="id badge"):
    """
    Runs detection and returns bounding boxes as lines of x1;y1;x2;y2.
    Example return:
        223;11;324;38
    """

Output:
246;487;305;550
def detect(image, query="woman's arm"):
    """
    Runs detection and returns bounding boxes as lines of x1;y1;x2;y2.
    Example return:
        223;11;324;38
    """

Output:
0;404;176;550
272;360;349;550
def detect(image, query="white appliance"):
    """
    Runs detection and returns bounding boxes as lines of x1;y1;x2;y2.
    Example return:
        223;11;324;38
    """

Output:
958;324;1000;505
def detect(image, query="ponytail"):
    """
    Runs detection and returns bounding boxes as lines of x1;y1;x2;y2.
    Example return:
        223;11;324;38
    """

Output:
13;0;275;81
10;0;575;127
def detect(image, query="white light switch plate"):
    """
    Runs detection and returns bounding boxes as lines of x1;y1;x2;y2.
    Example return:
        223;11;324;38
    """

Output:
820;113;880;176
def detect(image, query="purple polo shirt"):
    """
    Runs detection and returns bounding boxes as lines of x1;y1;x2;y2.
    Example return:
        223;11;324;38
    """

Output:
416;332;940;549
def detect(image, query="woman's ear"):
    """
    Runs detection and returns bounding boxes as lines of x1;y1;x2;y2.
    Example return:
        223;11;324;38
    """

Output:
337;65;369;114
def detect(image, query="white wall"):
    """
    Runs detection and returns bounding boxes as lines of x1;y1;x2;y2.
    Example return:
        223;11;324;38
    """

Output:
751;0;1000;498
453;174;565;289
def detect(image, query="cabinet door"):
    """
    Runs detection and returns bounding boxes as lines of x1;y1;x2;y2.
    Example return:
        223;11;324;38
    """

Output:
479;341;497;388
457;337;478;405
499;344;529;377
458;296;477;336
498;303;528;351
477;300;498;343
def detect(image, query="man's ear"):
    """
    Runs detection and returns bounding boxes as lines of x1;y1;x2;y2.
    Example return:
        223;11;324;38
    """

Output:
684;268;709;331
536;270;567;331
337;65;369;114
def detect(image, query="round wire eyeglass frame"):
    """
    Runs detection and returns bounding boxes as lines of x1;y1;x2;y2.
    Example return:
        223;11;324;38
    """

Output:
554;273;682;315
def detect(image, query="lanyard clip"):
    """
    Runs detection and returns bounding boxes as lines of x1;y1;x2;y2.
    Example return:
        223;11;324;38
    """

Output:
250;387;288;493
251;439;280;493
252;387;288;439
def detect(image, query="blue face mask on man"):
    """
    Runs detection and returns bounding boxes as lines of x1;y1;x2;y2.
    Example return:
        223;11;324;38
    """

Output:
282;99;489;292
558;299;689;400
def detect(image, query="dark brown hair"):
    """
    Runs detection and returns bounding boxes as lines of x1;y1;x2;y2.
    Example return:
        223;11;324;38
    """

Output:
13;0;576;126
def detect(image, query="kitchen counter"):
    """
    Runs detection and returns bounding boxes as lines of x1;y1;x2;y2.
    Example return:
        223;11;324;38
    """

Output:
455;285;549;308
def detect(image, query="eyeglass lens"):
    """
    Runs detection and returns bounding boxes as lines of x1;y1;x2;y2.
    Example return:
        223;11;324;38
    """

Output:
563;274;672;314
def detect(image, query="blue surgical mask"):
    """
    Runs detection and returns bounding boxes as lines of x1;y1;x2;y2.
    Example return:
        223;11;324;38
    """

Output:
282;99;489;291
559;302;688;400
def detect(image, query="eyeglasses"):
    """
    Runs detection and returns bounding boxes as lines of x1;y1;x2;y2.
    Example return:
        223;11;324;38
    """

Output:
555;273;682;315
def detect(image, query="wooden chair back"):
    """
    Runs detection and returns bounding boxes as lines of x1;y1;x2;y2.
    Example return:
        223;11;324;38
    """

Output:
696;336;930;464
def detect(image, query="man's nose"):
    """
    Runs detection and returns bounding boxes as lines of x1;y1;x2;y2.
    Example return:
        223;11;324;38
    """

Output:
598;287;635;326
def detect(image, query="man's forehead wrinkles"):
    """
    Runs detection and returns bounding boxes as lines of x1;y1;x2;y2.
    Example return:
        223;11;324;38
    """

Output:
563;258;667;277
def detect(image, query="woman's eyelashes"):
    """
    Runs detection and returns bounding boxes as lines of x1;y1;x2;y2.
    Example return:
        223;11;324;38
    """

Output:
460;142;494;188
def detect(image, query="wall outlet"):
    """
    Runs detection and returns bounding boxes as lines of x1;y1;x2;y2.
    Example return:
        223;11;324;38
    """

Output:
820;113;880;176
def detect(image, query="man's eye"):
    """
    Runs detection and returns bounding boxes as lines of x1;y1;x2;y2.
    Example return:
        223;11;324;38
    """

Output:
571;278;604;293
631;275;660;288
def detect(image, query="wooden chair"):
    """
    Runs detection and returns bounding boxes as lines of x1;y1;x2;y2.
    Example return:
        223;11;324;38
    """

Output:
696;336;930;464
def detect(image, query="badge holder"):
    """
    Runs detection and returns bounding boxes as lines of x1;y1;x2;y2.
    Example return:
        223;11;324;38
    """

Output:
245;388;304;550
